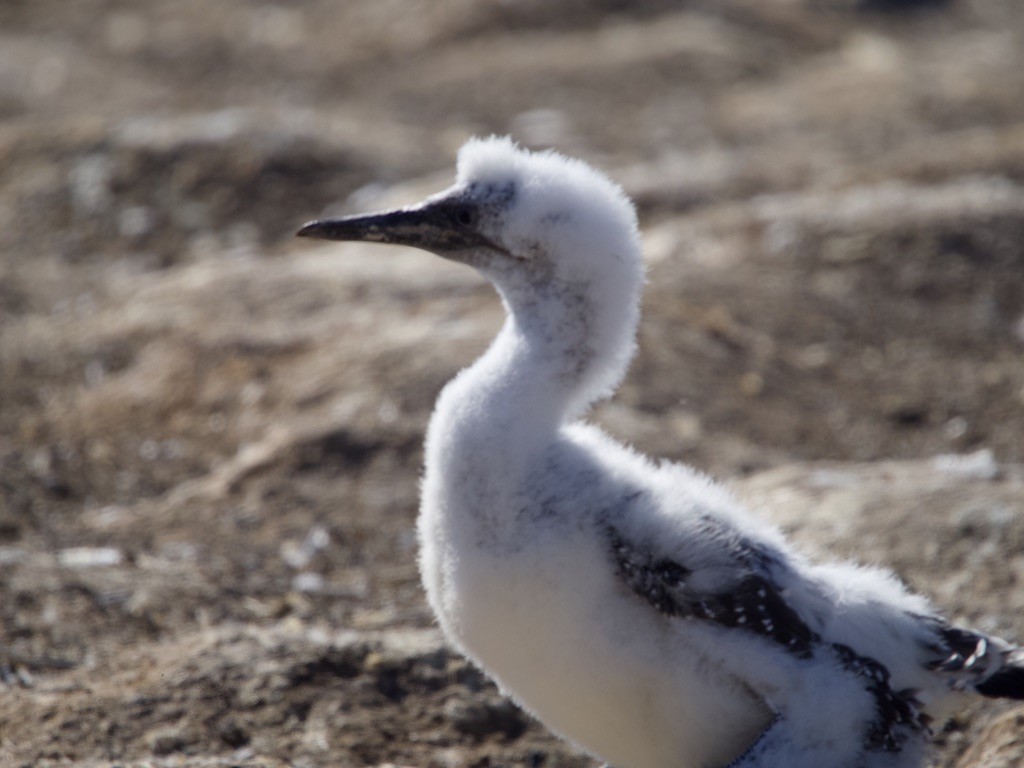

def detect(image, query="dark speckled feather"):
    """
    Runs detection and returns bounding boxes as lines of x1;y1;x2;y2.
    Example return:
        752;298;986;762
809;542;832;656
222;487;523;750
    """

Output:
606;526;932;755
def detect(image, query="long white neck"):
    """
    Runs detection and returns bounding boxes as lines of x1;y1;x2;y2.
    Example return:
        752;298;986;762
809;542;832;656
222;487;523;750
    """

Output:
421;269;640;538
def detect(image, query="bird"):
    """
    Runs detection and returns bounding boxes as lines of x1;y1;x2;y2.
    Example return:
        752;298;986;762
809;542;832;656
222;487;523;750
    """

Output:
297;136;1024;768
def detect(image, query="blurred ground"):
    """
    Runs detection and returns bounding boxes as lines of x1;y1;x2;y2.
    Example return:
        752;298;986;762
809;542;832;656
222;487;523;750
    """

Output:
0;1;1023;766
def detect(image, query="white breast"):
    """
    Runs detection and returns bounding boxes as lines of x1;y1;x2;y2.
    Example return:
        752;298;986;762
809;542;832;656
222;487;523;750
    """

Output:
418;504;773;768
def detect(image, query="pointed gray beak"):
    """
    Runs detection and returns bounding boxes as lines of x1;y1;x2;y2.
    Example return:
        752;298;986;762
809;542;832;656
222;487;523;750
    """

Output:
296;200;502;258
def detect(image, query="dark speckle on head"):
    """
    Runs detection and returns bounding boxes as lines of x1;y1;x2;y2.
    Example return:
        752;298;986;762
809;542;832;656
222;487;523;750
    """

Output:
468;179;517;217
542;211;572;226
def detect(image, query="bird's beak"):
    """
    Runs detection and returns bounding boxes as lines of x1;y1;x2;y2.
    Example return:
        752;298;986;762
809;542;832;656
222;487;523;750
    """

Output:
296;201;496;258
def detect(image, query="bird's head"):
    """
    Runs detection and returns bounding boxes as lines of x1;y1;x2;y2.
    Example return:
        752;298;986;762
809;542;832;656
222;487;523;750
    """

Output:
297;136;642;299
298;137;644;411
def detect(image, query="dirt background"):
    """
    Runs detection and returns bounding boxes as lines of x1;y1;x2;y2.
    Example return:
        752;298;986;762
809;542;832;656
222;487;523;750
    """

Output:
1;1;1024;766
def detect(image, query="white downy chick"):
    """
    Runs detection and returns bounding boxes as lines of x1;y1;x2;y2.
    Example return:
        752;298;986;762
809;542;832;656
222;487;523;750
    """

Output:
298;137;1024;768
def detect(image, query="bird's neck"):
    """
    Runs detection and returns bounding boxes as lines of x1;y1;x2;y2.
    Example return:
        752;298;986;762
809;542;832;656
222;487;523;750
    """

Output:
428;313;581;469
420;319;570;543
422;279;636;533
439;275;621;441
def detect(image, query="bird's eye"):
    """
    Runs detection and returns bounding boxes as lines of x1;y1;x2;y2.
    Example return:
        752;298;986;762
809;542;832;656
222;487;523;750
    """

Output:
453;205;477;227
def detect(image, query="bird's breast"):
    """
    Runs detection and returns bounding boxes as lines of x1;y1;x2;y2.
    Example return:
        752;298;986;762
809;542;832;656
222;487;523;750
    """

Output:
417;503;773;768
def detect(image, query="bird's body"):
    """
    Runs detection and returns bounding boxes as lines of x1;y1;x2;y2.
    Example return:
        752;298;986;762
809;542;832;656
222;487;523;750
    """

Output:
298;137;1024;768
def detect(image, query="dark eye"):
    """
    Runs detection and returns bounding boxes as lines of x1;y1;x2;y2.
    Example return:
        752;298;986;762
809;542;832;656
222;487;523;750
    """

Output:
453;205;477;227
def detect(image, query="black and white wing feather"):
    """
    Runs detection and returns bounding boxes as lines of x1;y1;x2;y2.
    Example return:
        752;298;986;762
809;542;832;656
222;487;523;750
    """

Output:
606;525;817;658
606;525;932;754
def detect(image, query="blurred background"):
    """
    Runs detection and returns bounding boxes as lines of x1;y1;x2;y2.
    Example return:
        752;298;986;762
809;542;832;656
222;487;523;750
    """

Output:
1;1;1023;766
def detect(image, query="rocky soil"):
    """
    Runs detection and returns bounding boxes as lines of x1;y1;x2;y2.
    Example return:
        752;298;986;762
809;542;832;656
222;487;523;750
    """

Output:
1;1;1023;766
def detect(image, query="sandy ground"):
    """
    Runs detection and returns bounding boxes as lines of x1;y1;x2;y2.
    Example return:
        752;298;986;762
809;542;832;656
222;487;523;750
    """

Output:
1;1;1023;766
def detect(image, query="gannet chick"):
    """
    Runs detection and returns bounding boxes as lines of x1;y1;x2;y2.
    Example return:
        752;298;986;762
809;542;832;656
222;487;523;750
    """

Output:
297;137;1024;768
